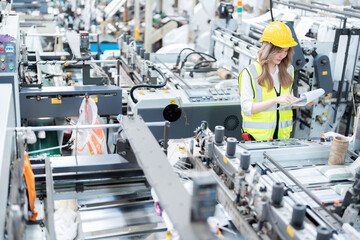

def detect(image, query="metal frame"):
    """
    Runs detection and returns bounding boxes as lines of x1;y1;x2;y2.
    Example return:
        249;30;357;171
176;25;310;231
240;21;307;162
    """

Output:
120;115;213;239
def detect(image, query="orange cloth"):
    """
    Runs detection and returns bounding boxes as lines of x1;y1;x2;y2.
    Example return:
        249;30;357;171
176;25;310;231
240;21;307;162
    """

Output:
23;152;37;221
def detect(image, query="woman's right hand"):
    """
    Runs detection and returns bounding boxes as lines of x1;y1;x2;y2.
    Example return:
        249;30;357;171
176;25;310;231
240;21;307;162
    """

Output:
275;94;298;104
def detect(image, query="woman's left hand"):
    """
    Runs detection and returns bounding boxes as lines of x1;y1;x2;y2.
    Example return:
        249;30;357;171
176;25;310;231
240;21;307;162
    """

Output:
306;100;316;106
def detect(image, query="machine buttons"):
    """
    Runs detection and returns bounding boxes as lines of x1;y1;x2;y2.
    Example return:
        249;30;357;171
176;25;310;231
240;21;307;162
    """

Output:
214;97;218;100
209;89;217;95
0;47;3;52
219;97;223;100
224;97;228;100
1;58;4;62
9;66;13;70
1;66;5;70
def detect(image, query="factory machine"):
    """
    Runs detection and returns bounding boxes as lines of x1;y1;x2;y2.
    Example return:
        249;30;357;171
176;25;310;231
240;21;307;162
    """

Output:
18;28;123;120
1;92;223;240
209;1;360;139
165;119;360;239
117;31;243;141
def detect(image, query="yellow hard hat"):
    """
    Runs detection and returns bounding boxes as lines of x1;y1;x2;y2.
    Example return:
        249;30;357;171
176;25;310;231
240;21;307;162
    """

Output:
260;21;298;48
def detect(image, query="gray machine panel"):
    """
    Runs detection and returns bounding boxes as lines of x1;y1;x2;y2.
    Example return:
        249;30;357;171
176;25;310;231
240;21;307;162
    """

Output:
139;104;242;140
20;86;122;118
0;84;16;238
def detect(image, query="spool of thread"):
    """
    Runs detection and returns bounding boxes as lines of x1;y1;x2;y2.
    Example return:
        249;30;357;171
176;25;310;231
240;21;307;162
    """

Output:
328;136;349;165
216;68;233;80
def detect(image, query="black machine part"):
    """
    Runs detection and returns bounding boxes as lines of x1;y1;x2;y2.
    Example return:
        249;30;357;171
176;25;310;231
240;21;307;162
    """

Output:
217;2;234;20
290;203;306;229
285;22;306;71
163;104;182;122
314;54;333;94
271;182;284;207
240;151;250;171
214;125;225;144
316;226;332;240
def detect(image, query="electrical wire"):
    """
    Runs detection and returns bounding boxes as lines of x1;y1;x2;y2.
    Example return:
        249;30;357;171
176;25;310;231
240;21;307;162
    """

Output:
175;48;195;68
179;51;217;71
129;65;168;104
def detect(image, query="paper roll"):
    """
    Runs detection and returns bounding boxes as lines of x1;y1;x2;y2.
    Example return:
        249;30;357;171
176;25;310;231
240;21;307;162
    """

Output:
328;136;349;165
217;68;233;80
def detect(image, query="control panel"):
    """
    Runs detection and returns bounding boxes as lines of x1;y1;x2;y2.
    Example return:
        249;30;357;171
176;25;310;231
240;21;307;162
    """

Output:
191;175;217;221
186;87;240;103
0;42;16;73
80;31;89;53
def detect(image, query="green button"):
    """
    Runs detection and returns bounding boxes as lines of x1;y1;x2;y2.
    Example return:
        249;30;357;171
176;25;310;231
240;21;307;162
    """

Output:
9;66;13;70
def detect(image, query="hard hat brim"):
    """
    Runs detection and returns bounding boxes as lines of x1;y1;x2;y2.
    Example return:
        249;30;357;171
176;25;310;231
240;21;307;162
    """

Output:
260;39;298;48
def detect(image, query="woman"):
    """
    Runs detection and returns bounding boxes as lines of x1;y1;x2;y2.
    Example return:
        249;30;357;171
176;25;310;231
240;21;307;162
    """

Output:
239;21;301;141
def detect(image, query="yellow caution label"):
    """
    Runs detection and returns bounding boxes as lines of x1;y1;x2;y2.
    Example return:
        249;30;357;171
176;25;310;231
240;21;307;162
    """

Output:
51;98;62;104
287;225;294;237
91;97;98;103
170;100;176;104
163;89;169;93
138;91;145;95
322;71;328;75
223;156;228;164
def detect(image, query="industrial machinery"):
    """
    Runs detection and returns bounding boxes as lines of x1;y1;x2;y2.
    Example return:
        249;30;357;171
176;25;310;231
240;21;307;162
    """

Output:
117;33;243;141
166;120;360;239
2;109;227;239
18;29;123;122
209;1;360;139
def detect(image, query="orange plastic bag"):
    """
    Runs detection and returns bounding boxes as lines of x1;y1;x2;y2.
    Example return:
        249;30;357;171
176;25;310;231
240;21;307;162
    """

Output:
23;152;38;221
71;98;107;155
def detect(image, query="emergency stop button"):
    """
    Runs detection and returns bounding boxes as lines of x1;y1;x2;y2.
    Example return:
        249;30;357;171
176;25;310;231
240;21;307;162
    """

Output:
0;47;3;52
1;66;5;70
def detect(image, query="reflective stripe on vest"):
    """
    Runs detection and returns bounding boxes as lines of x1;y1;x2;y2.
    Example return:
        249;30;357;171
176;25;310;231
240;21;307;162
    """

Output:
240;62;294;140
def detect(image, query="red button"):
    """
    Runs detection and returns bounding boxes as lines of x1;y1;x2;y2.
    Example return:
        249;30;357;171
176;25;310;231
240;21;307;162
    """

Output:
219;97;223;100
1;66;5;70
0;47;3;52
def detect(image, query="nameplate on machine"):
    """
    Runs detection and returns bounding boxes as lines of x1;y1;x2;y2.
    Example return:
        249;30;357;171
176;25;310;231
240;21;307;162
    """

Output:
51;98;62;104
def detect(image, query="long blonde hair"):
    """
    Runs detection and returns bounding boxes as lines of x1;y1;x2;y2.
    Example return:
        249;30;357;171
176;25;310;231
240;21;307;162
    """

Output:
257;42;294;91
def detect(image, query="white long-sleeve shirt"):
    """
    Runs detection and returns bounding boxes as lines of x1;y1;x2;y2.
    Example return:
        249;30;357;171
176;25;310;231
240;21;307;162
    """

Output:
240;65;280;116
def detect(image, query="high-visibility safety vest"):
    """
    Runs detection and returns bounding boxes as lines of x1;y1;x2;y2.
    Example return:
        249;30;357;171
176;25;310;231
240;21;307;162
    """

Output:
239;62;294;140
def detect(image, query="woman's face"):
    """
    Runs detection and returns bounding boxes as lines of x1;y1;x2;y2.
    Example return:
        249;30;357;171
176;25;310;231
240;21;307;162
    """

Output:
271;47;289;65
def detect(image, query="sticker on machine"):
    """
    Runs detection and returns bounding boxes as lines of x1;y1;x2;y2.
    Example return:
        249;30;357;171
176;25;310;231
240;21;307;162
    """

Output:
51;98;62;104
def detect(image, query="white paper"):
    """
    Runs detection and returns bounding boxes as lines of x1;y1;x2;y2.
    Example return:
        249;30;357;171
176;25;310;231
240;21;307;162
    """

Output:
277;88;325;110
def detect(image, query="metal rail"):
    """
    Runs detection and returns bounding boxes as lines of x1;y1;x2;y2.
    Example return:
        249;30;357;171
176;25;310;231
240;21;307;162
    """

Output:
16;121;168;132
263;151;344;226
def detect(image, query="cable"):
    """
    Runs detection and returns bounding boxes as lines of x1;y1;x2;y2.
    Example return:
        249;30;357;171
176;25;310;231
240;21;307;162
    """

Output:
179;51;217;71
130;65;168;104
175;48;195;68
